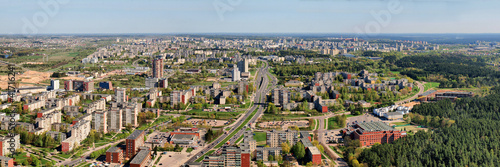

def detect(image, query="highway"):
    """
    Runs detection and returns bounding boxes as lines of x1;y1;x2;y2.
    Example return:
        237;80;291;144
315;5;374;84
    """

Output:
185;60;275;165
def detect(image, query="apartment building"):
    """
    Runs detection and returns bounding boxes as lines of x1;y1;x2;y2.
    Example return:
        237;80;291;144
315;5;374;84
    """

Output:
0;156;13;167
61;120;91;152
0;134;20;156
105;147;124;164
152;58;164;78
126;130;145;158
272;87;290;107
92;111;108;133
266;130;298;147
115;88;127;103
23;100;46;112
130;147;151;167
108;108;123;132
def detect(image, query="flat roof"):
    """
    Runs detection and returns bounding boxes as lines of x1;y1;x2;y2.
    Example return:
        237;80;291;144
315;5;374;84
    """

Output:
385;112;403;116
172;134;195;140
130;149;150;165
106;147;122;153
308;147;321;155
0;156;12;161
420;90;437;96
357;122;395;132
127;130;144;140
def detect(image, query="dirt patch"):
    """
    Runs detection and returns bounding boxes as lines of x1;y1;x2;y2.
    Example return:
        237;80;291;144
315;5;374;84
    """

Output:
401;102;420;108
0;70;52;89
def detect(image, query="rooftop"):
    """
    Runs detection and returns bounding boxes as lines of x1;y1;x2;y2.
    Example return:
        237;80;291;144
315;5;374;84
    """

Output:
130;149;150;165
171;134;196;140
0;156;12;161
357;122;395;132
106;146;122;153
127;130;144;140
385;112;403;116
420;90;437;96
308;147;321;155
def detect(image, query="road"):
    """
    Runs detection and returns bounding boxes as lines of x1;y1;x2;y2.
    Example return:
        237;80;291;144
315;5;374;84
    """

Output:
315;112;349;167
395;81;424;105
184;61;275;165
59;138;126;166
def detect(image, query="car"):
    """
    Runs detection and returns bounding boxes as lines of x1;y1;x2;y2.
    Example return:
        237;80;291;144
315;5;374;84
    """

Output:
169;155;172;157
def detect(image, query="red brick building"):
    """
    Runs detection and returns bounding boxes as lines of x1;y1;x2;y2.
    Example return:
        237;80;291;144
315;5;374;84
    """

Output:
126;130;145;158
129;147;151;167
307;147;322;165
342;122;406;147
105;147;124;164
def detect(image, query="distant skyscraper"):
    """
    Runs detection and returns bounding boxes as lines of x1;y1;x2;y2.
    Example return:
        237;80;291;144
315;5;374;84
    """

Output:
238;59;249;73
152;58;164;78
51;79;59;90
116;88;127;103
233;64;241;82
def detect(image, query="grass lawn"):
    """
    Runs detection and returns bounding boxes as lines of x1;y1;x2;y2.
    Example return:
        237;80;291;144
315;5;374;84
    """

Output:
186;148;194;153
390;71;401;75
325;118;328;129
314;119;319;130
235;134;245;145
57;152;72;159
328;117;345;130
253;132;266;142
392;122;410;126
330;146;344;158
196;150;215;162
13;152;28;164
423;82;440;92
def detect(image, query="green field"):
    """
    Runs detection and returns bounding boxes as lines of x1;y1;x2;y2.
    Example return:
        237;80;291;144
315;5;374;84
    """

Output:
392;122;410;126
186;147;194;153
253;132;267;143
328;117;345;130
423;82;440;92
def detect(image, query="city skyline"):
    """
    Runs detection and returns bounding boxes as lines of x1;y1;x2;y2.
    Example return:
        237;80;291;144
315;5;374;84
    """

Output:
2;0;500;35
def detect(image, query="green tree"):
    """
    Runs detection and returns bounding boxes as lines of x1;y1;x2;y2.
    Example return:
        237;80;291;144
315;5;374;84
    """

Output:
281;142;291;154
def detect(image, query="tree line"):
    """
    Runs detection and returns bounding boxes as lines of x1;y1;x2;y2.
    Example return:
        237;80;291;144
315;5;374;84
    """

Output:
356;87;500;166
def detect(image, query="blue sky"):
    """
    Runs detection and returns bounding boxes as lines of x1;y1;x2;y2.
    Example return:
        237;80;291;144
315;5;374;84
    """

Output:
1;0;500;34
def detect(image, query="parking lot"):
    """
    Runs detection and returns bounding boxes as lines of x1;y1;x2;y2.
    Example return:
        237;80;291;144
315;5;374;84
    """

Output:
157;148;201;167
186;119;231;127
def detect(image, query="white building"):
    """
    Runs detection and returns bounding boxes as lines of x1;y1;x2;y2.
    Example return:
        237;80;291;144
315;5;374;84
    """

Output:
51;79;59;90
232;64;241;82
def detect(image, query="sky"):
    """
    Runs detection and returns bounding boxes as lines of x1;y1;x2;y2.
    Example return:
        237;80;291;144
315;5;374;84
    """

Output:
1;0;500;35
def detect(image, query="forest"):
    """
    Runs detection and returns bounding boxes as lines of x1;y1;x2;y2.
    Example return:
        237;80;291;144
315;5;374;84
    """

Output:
354;87;500;167
391;54;500;88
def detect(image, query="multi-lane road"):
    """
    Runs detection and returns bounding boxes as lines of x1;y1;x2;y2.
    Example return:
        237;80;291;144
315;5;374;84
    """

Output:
185;61;275;165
